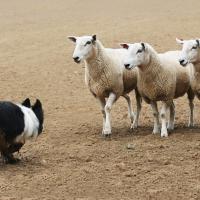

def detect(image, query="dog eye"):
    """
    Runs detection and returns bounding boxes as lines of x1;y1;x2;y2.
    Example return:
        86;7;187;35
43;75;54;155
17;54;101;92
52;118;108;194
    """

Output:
192;46;197;50
137;49;143;54
84;41;91;46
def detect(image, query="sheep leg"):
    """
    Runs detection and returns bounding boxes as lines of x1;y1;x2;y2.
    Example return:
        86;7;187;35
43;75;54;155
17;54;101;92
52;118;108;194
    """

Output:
98;97;106;134
133;89;142;129
150;101;160;134
103;93;116;136
187;88;195;127
160;102;171;137
188;99;194;127
167;101;175;132
123;94;135;130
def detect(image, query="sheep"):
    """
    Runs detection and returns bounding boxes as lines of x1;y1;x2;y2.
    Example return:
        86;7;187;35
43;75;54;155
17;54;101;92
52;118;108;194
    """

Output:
68;35;142;137
120;42;193;137
176;38;200;99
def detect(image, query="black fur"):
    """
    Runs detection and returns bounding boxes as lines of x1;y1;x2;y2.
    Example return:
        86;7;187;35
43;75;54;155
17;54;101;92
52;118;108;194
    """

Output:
141;43;145;51
0;102;25;164
0;98;44;164
22;98;31;108
32;99;44;134
92;35;96;43
0;102;25;143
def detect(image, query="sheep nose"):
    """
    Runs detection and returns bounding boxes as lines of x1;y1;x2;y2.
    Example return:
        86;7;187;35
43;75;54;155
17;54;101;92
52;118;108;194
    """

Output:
73;56;80;63
124;64;130;69
179;59;185;65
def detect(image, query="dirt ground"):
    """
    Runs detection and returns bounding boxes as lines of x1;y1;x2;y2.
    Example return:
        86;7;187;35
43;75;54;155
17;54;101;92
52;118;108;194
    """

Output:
0;0;200;199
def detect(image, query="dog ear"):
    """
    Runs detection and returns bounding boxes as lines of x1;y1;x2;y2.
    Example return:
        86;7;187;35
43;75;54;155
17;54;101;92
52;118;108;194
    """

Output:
32;99;42;110
22;98;31;108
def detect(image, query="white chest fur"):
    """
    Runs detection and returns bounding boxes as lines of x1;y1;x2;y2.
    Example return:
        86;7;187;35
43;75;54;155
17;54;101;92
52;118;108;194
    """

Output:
15;105;39;143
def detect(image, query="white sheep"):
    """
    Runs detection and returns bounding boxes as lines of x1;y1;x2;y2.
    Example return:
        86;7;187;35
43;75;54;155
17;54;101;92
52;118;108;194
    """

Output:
120;42;193;137
176;38;200;126
68;35;142;137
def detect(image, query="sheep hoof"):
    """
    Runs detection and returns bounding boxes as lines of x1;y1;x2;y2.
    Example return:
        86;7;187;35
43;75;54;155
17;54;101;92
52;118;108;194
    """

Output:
130;122;138;130
188;123;194;128
167;125;174;133
152;129;160;134
102;130;111;138
167;129;173;133
161;131;168;138
102;134;111;140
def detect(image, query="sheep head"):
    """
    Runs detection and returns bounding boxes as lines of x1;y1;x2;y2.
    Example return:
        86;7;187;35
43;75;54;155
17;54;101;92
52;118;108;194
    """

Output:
176;38;200;66
68;35;97;63
120;42;150;70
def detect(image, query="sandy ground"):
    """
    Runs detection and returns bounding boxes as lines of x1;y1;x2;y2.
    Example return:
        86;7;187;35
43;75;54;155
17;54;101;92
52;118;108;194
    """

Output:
0;0;200;199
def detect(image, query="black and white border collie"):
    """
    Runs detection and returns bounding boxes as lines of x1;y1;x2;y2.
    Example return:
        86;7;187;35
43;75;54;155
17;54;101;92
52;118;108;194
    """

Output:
0;98;44;164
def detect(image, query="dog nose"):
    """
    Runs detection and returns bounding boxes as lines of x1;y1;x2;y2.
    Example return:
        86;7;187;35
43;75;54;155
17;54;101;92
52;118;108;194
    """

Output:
124;64;130;69
73;56;80;63
179;59;185;65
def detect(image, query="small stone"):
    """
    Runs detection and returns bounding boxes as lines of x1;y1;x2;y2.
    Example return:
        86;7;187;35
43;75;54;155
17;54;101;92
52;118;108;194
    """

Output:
86;142;93;146
124;171;133;177
85;157;92;162
192;153;198;158
116;162;126;171
105;167;110;171
147;157;153;162
145;169;151;173
126;144;135;150
69;154;75;159
180;157;184;161
41;159;47;165
101;154;106;158
163;160;170;165
159;144;164;149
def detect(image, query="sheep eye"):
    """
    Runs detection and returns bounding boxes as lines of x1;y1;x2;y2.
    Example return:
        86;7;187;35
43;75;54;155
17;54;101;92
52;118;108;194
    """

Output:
192;46;197;50
137;49;143;54
84;41;92;46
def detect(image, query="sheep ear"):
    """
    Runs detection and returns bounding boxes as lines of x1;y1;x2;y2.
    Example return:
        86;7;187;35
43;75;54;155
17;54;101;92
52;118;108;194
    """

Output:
141;43;145;51
68;36;77;43
119;43;129;49
92;35;96;43
196;39;200;47
22;98;31;108
176;38;184;45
